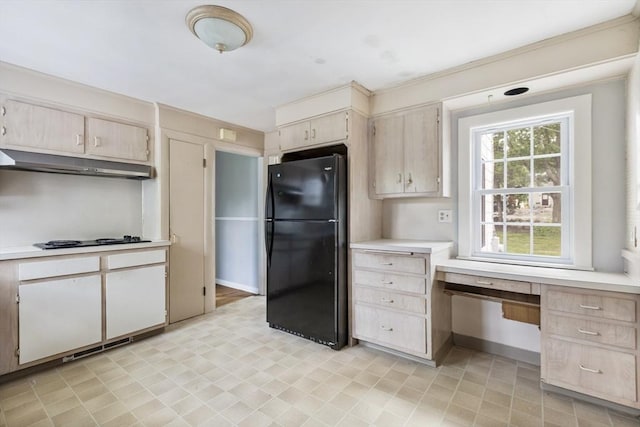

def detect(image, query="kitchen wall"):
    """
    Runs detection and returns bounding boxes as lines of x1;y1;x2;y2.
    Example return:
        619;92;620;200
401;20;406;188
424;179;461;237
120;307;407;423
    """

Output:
383;79;627;353
215;151;261;293
626;40;640;257
0;170;142;247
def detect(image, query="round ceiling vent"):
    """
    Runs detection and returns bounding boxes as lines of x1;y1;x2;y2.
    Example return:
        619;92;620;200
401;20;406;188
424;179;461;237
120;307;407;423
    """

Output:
504;87;529;96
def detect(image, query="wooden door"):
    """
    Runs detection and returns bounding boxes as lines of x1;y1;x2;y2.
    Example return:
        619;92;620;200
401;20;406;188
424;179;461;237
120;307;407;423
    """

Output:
169;139;205;323
372;115;404;195
1;100;85;154
278;121;310;151
310;112;347;145
404;106;439;194
86;117;149;162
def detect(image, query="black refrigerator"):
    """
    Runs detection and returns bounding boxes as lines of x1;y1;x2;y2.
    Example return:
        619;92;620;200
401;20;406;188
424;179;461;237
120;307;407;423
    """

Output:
265;154;347;350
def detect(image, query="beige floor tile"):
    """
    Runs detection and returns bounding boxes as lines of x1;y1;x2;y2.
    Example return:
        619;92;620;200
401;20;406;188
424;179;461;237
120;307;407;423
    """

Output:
276;407;309;427
373;409;406;427
451;389;482;412
182;403;217;426
512;396;542;418
337;414;369;427
573;401;613;425
101;412;138;427
220;401;253;424
608;411;640;427
478;399;511;423
510;408;543;427
50;405;95;427
544;406;579;426
237;410;273;427
4;406;49;427
444;403;477;426
474;413;509;427
258;397;291;419
348;401;383;424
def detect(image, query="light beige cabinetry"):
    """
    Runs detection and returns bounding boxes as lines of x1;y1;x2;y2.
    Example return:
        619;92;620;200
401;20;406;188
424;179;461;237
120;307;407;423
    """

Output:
371;103;447;198
541;285;640;409
86;117;149;161
278;111;348;151
0;99;150;163
351;242;452;364
0;246;168;376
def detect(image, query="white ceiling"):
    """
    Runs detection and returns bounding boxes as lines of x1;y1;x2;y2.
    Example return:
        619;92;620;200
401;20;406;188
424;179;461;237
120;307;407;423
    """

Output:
0;0;637;132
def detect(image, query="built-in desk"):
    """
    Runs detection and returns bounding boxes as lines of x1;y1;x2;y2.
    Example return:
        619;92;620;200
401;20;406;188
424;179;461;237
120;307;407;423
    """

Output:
436;258;640;415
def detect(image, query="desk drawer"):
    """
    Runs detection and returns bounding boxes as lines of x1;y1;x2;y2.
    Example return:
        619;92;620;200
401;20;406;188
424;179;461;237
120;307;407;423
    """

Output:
353;252;425;275
354;270;426;294
545;313;636;350
544;338;637;403
546;288;636;323
443;272;531;294
353;304;426;354
354;286;426;314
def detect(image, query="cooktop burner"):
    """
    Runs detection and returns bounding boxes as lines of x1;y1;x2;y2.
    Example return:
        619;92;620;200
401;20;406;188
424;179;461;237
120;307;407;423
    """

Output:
34;235;150;250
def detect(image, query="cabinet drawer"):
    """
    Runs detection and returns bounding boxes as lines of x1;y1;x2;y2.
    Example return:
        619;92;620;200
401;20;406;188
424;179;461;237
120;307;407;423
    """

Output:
354;270;426;294
546;289;636;322
544;338;637;403
107;250;166;269
545;313;636;350
354;304;426;354
442;272;531;294
354;286;426;314
353;252;425;275
18;257;100;281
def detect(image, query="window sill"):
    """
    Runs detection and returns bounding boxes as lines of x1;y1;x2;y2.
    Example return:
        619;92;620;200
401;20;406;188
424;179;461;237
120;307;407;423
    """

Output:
456;255;594;271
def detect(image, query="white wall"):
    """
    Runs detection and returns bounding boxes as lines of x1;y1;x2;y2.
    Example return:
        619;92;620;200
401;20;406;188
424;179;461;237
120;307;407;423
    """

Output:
383;79;627;352
215;151;260;293
0;170;142;247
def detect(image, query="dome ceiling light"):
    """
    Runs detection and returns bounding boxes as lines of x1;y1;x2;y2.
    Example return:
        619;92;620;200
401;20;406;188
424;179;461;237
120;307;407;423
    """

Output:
186;5;253;54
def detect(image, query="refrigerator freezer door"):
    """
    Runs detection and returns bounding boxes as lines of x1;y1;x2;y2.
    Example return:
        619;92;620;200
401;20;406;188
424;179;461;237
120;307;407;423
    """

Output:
267;220;339;344
268;156;338;220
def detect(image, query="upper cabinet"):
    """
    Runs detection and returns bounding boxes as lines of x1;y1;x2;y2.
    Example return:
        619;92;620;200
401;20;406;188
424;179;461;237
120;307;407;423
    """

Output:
1;99;151;164
1;100;85;154
278;111;348;152
370;103;448;198
86;117;149;162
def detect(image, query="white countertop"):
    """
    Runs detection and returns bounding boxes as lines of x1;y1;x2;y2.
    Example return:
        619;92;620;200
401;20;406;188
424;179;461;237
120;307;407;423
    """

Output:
350;239;453;254
0;241;171;261
437;258;640;294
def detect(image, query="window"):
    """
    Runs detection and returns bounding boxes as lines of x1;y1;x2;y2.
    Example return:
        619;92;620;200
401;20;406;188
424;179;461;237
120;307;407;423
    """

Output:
458;95;592;269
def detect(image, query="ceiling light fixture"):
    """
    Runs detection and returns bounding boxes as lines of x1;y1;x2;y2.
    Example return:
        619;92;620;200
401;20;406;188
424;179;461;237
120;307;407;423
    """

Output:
186;5;253;54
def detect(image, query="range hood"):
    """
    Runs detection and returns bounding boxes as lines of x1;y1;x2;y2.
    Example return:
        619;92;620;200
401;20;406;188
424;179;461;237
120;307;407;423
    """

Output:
0;149;153;180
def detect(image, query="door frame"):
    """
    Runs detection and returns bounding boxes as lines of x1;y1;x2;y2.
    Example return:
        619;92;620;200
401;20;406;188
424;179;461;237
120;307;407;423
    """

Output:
213;146;265;297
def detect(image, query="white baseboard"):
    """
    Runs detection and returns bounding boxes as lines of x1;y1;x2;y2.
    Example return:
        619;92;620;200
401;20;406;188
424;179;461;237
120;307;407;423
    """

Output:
215;279;258;294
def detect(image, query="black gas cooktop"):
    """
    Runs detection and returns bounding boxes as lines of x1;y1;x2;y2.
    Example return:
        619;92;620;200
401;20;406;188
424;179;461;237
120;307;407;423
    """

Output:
34;235;151;250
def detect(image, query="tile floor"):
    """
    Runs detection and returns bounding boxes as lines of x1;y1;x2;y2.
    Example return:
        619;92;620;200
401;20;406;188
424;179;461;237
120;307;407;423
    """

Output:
0;296;638;427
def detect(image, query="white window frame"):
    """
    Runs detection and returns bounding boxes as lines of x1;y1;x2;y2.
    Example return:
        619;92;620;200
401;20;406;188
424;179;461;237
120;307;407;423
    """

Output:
458;95;592;269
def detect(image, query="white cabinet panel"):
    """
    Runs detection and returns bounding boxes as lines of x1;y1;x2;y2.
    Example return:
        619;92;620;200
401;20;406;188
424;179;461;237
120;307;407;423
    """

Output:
19;257;100;281
86;117;149;162
19;275;102;364
106;265;166;339
107;250;165;270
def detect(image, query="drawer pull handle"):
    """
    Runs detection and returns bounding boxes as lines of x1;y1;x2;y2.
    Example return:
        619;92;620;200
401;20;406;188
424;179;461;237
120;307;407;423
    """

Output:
579;304;602;311
381;281;394;285
578;364;602;374
476;280;493;285
380;325;393;332
380;262;393;266
381;298;394;304
577;328;600;336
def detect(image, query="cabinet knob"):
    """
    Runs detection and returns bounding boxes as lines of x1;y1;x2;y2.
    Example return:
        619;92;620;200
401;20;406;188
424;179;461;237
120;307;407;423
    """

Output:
76;135;84;146
406;172;413;185
1;126;5;136
381;298;394;304
380;325;393;332
1;106;5;116
94;136;101;147
304;130;309;141
311;128;316;139
397;173;402;184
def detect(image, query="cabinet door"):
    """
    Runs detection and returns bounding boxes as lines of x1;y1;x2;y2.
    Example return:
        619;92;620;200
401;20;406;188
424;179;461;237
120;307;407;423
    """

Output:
86;117;149;161
19;275;102;364
1;100;85;154
106;265;166;339
372;115;404;195
279;121;310;151
404;106;439;194
309;112;347;145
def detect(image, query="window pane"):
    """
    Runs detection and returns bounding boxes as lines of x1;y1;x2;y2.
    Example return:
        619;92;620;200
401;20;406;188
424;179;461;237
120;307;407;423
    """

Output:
533;192;561;223
505;194;530;223
504;225;530;254
481;161;504;189
534;122;561;155
481;194;504;222
507;127;530;158
533;226;561;256
482;224;503;252
506;160;530;188
534;157;560;186
480;131;504;161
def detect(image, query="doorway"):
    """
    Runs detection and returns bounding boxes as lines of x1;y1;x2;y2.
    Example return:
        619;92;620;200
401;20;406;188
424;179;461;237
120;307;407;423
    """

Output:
214;150;262;306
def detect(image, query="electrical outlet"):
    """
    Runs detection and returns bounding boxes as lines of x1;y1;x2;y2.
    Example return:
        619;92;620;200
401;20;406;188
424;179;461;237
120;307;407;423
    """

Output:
438;210;452;223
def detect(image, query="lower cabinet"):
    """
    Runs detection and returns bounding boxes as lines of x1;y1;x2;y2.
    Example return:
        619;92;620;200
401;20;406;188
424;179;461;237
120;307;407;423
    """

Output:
106;265;166;339
541;285;640;409
19;275;102;364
